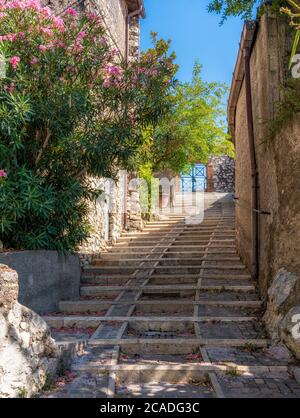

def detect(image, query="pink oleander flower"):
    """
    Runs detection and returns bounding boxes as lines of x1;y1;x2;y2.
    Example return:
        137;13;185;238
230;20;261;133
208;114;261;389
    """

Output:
40;6;52;17
18;31;25;38
39;44;47;52
56;40;65;48
105;64;122;76
26;0;42;10
30;57;38;65
9;55;20;69
100;37;108;46
0;12;7;18
73;42;83;53
111;48;119;56
8;82;14;93
41;27;53;36
87;12;101;23
103;78;112;88
0;169;7;178
65;7;77;16
2;33;18;42
77;31;86;40
52;16;65;30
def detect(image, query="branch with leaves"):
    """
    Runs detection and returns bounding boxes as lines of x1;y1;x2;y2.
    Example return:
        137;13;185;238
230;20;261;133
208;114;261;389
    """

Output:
281;0;300;67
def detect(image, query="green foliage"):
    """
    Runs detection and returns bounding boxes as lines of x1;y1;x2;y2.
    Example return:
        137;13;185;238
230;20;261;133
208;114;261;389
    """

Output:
281;0;300;66
0;4;177;251
266;78;300;141
135;62;234;177
225;367;242;377
207;0;286;21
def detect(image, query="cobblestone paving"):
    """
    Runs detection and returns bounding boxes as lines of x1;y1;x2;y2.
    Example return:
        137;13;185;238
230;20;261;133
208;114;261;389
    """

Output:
42;193;300;398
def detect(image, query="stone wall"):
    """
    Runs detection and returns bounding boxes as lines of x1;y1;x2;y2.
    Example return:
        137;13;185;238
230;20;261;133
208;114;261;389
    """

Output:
128;13;140;60
232;12;300;354
43;0;128;55
0;264;58;398
95;0;128;56
207;155;235;193
0;252;81;314
78;172;128;263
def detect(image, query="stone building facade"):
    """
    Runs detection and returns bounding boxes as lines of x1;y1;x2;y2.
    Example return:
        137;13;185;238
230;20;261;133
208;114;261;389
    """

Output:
42;0;145;261
228;11;300;356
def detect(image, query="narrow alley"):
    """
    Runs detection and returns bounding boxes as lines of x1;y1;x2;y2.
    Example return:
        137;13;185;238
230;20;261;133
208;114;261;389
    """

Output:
42;194;300;398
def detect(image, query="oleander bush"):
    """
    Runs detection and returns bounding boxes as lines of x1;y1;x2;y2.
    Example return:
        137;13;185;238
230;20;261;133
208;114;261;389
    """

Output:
0;1;177;250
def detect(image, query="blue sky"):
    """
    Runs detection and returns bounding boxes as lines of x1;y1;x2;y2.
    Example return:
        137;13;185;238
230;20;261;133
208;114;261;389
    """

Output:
140;0;245;87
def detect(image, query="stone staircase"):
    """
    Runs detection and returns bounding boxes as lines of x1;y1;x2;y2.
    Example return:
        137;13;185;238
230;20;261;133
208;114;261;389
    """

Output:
42;194;300;398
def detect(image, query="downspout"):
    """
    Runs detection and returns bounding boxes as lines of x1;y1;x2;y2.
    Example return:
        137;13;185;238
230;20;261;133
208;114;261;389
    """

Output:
243;46;259;280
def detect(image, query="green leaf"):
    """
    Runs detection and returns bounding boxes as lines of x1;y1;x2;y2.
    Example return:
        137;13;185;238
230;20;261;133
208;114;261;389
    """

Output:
289;31;300;70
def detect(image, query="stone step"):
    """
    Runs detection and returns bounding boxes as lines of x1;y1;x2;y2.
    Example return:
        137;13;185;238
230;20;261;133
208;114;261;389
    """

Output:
59;299;262;313
80;284;256;297
73;363;289;375
45;316;258;329
116;237;236;243
91;257;241;266
103;250;238;257
83;265;247;275
81;274;252;286
107;245;237;252
89;339;270;355
122;232;236;237
138;229;235;234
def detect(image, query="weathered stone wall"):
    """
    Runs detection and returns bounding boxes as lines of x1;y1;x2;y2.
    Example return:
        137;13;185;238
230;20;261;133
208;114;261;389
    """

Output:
208;155;235;193
43;0;128;55
0;265;58;398
0;252;81;314
95;0;128;56
78;172;127;263
128;13;140;60
233;12;300;354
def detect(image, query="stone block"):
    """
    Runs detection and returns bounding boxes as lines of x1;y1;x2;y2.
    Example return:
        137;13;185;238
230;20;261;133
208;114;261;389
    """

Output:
0;251;81;314
279;306;300;359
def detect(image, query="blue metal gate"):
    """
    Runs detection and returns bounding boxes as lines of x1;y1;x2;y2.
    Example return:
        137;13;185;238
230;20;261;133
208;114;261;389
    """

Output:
181;164;207;192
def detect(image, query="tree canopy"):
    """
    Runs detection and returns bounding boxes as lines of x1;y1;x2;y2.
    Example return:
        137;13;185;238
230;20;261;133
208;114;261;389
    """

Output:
135;62;233;177
207;0;285;22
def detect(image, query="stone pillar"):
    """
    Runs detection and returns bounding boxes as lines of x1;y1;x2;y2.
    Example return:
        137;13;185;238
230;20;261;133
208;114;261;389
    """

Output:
127;178;144;231
128;14;140;61
206;163;214;192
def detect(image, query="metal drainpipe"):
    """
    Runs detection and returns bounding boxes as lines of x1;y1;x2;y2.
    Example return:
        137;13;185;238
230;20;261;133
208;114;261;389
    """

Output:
243;46;259;280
